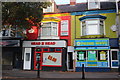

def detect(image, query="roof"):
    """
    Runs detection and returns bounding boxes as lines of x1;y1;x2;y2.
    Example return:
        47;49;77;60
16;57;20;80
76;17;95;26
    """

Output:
57;2;117;13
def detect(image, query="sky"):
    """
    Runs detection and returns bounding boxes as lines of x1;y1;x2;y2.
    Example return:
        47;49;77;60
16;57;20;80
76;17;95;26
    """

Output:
54;0;119;5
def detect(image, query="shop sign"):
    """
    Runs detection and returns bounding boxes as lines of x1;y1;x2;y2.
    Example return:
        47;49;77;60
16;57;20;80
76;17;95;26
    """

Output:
42;53;61;66
87;62;97;67
23;40;66;47
75;46;110;50
75;39;109;46
0;40;20;47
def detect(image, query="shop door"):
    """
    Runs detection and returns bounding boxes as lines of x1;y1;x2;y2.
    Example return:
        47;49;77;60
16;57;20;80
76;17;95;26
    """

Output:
34;48;43;70
111;49;119;68
68;52;73;70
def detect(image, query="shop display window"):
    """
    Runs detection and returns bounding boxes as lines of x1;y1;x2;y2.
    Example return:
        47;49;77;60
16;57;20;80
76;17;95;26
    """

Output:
87;51;97;61
50;48;55;52
77;51;86;61
98;50;107;61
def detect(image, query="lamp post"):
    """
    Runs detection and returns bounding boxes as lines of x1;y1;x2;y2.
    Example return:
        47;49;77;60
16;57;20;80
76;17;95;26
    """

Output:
116;0;120;75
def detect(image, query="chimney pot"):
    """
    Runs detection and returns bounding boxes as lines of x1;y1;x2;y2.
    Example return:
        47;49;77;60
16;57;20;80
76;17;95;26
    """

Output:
70;0;76;6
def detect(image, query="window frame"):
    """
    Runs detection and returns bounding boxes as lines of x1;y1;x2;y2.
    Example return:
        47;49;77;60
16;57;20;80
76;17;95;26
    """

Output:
81;19;105;36
41;22;58;37
88;0;100;10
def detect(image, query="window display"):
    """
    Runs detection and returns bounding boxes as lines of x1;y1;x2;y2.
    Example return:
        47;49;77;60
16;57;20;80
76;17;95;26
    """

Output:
87;51;97;61
77;51;86;61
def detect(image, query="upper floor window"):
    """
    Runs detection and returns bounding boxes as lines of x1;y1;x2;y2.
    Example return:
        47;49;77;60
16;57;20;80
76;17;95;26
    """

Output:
88;0;100;10
41;22;58;37
80;15;106;36
0;25;16;37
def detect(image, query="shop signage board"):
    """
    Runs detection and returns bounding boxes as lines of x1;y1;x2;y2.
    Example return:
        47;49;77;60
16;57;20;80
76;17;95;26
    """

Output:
0;40;20;47
75;46;110;50
42;53;62;66
23;40;66;47
75;39;109;46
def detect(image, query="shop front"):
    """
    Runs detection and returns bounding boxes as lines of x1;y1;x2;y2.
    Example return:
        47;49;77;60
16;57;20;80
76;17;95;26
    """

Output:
1;38;22;70
74;38;111;72
23;40;67;71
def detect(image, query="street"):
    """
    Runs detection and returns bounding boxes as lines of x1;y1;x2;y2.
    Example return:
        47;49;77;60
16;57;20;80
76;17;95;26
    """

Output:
2;70;120;80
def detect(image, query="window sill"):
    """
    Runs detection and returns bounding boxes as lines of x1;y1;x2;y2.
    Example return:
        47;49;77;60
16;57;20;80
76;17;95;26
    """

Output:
81;35;105;38
39;36;60;39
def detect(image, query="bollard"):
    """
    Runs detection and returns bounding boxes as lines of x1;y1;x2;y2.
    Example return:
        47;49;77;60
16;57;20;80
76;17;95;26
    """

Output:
82;64;85;79
37;61;40;78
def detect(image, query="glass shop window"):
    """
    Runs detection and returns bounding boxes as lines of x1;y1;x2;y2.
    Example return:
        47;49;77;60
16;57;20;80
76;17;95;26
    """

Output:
77;51;86;61
43;48;49;52
98;50;107;61
56;48;62;52
26;53;30;61
50;48;55;52
36;48;42;52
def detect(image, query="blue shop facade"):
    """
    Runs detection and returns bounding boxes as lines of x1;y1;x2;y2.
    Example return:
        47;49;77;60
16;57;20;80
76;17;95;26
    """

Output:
74;38;119;72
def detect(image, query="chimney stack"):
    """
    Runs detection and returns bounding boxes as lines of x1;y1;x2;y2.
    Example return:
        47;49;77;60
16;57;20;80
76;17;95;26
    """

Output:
70;0;76;6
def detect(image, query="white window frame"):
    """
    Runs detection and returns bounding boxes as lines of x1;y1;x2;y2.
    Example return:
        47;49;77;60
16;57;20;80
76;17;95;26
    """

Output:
81;19;105;36
111;49;119;68
41;22;58;37
88;0;100;10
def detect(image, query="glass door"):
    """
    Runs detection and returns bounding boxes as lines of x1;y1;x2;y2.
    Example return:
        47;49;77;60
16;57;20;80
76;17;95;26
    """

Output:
34;48;43;70
111;49;119;68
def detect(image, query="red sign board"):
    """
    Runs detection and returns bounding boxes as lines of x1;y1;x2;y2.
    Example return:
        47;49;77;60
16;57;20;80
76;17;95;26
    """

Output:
26;26;38;40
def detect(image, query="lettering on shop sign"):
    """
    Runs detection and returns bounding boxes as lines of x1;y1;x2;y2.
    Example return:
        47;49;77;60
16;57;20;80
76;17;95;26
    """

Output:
31;42;56;45
48;55;57;62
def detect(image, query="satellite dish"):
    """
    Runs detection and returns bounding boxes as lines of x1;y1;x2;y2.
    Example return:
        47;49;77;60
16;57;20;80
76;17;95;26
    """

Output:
111;25;117;32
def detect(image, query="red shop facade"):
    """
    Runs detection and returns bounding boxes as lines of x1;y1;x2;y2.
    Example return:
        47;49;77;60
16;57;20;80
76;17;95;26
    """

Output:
22;40;67;71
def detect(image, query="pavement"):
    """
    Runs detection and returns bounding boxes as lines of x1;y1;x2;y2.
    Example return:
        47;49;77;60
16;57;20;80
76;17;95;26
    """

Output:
1;69;120;80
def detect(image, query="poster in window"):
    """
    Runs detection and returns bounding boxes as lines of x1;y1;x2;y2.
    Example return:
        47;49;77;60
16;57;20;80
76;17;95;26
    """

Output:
42;53;61;66
61;20;68;36
88;51;97;61
77;51;85;61
100;51;106;60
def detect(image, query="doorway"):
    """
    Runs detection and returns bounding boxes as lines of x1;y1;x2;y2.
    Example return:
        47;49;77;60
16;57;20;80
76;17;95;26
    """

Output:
68;52;73;71
34;48;43;70
13;52;22;69
111;49;119;68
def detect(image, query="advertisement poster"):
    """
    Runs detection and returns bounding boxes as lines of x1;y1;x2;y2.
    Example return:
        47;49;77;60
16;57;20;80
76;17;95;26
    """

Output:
88;51;97;61
42;53;62;66
100;51;106;60
77;51;85;61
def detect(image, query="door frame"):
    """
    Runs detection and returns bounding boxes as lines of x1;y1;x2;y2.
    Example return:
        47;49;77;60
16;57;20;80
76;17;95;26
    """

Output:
34;48;43;70
110;49;119;68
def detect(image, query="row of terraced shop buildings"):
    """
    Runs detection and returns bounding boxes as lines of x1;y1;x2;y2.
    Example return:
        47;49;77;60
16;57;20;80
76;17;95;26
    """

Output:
1;0;120;72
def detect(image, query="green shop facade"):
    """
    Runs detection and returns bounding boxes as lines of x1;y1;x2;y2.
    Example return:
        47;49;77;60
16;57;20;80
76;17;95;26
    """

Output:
74;38;111;72
71;9;119;72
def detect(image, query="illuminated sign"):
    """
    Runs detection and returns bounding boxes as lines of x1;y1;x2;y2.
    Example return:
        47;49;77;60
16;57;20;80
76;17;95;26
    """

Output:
75;39;109;46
